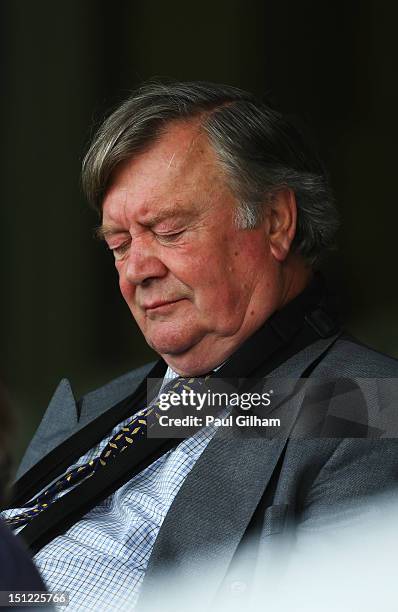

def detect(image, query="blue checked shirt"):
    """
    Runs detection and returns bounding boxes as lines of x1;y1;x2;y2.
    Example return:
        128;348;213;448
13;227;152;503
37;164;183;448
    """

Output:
3;368;220;611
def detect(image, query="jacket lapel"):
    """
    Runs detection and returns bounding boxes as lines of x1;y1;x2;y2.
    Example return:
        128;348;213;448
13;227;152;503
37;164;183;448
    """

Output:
140;436;290;610
137;334;341;608
16;379;78;479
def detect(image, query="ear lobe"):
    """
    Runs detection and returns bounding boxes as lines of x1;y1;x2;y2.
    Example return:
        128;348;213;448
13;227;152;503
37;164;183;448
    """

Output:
267;189;297;262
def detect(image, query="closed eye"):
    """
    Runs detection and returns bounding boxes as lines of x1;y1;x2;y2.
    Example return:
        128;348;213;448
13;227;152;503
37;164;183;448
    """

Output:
154;230;185;244
109;240;131;261
108;229;184;260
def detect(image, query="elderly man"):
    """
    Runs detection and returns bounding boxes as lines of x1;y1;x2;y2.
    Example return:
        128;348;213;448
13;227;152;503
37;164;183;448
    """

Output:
2;82;398;610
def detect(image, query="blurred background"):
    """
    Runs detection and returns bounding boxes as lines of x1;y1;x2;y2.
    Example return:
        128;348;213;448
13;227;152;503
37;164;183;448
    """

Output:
1;0;397;463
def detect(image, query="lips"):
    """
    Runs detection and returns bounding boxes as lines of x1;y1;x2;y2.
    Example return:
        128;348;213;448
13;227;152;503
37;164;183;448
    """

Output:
143;298;184;311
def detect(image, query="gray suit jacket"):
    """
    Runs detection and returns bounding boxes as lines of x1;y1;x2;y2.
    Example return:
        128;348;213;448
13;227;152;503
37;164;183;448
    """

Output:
14;333;398;608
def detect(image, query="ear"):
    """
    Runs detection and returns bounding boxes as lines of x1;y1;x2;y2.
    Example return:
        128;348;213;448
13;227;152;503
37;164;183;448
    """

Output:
265;189;297;262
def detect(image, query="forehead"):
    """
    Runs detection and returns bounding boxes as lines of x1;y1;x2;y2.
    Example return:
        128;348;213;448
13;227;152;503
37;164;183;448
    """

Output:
102;120;227;224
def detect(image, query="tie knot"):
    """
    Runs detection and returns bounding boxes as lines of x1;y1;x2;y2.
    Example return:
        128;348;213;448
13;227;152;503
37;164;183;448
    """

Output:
161;373;212;395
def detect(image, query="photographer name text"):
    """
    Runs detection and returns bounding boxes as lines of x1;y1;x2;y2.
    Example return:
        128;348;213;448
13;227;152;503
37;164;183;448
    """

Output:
157;414;281;428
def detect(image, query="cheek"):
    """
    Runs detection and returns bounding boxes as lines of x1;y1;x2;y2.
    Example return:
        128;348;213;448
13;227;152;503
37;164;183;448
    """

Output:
191;267;243;314
177;248;235;300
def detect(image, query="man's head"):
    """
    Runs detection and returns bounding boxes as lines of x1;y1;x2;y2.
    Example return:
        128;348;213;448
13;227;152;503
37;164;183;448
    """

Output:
82;82;338;375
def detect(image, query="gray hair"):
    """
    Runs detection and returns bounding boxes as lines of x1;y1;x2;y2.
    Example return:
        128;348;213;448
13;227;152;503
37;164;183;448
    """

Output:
82;81;339;263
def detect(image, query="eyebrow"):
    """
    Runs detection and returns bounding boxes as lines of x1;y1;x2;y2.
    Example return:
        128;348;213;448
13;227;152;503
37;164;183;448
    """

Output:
96;204;195;241
94;225;126;241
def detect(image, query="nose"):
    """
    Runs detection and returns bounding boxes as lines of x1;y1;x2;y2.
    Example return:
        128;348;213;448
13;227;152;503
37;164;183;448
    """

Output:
124;236;168;286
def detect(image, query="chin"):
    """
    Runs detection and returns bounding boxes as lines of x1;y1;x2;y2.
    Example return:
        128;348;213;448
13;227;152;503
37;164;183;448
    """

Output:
146;338;192;355
145;330;200;357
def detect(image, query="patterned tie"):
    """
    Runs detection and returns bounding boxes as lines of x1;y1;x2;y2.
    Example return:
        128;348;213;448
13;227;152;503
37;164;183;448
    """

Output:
5;375;210;528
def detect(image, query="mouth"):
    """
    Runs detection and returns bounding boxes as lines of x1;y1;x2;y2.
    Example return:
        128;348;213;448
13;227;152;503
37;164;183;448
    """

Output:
144;298;185;313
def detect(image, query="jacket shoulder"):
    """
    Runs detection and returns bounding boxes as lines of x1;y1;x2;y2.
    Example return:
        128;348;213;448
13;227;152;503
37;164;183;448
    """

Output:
316;334;398;377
